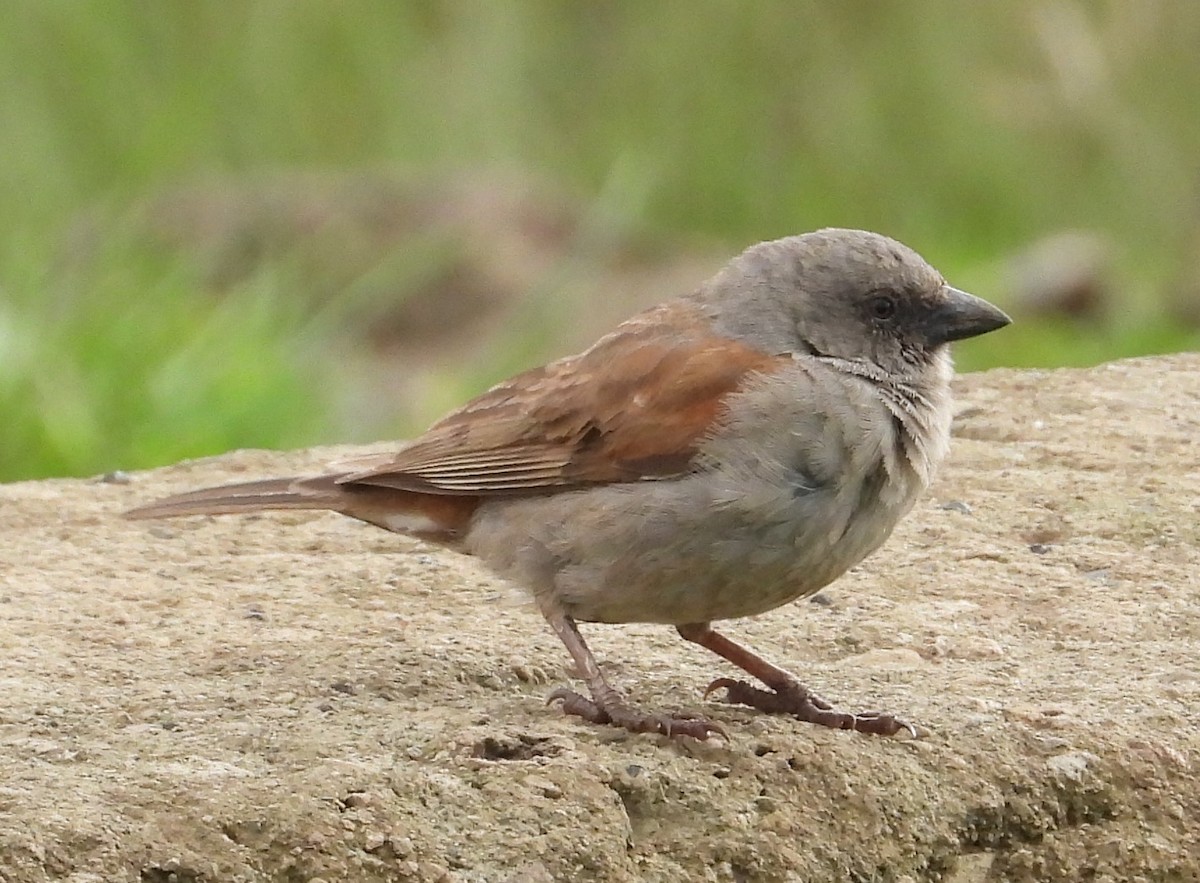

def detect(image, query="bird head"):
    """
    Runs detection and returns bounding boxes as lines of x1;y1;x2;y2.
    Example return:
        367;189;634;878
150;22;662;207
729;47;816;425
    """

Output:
705;228;1011;378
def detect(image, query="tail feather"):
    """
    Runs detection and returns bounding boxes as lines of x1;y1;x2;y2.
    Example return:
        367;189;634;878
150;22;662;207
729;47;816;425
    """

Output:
125;472;479;544
124;477;344;520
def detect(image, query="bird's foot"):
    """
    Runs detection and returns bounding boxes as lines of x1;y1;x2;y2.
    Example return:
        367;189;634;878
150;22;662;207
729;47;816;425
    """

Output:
704;677;917;737
548;687;726;741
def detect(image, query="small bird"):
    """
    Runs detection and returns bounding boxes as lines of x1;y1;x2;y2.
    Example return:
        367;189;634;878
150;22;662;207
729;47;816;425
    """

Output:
127;229;1010;740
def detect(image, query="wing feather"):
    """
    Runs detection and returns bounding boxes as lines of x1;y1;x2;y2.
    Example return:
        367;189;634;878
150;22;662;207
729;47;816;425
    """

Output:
341;302;785;496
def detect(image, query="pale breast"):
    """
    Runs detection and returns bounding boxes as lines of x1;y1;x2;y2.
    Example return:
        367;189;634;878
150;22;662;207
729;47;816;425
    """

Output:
466;358;952;626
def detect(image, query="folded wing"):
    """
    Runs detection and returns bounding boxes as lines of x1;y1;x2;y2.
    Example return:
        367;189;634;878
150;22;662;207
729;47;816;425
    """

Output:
336;303;786;495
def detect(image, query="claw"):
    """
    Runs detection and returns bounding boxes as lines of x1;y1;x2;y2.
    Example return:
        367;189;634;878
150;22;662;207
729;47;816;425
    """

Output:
668;714;729;742
703;677;918;738
703;677;741;701
546;687;610;724
547;686;726;741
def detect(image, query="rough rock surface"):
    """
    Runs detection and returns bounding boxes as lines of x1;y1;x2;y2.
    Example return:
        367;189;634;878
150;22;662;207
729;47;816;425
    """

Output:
1;354;1197;882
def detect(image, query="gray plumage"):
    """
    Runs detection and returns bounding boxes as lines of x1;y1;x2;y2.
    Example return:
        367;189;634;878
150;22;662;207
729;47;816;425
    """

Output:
128;228;1010;740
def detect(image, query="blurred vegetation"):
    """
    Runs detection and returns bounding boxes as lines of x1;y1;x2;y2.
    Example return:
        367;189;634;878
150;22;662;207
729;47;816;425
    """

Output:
1;1;1198;481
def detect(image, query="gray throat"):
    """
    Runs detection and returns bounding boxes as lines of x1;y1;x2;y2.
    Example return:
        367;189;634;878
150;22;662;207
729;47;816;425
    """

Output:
816;354;953;487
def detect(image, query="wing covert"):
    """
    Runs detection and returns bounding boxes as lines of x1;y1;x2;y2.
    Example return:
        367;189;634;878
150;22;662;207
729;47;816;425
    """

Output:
339;303;786;496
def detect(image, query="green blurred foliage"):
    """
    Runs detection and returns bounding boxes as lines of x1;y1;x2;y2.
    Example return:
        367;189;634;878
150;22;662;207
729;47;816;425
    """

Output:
1;1;1198;480
0;239;331;479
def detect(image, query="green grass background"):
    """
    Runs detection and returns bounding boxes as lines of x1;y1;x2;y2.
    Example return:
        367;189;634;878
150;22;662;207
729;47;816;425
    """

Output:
1;2;1197;480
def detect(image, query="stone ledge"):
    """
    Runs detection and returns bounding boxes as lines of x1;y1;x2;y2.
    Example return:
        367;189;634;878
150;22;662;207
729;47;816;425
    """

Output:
0;354;1196;882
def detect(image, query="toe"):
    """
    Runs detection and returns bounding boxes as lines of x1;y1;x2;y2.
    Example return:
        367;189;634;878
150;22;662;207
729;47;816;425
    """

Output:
547;687;612;725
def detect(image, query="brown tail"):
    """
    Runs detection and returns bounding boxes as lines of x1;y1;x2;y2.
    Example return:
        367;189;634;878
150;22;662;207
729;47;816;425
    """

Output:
124;474;479;544
124;477;345;520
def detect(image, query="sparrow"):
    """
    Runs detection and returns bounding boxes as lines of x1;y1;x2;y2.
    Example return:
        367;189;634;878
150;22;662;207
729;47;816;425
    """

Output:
127;228;1010;741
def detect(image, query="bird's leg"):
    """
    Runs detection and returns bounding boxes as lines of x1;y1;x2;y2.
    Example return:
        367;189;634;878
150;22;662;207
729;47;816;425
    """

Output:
676;622;917;737
543;612;725;741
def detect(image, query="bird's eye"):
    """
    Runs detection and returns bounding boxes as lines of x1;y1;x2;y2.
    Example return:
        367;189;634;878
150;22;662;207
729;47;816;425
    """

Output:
869;294;897;321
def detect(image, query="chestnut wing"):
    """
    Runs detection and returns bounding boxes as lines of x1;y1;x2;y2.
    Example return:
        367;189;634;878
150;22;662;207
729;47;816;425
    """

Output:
339;305;785;496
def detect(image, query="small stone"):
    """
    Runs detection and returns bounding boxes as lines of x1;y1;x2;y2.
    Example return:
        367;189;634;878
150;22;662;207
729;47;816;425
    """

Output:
511;663;549;684
1047;751;1099;781
840;647;926;670
1029;543;1052;555
525;775;563;799
939;500;972;515
754;796;778;813
474;673;504;690
504;861;555;883
363;831;387;852
417;861;450;882
928;859;992;883
930;635;1005;660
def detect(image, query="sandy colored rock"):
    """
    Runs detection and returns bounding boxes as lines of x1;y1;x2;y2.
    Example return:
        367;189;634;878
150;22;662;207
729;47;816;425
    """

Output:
1;354;1198;882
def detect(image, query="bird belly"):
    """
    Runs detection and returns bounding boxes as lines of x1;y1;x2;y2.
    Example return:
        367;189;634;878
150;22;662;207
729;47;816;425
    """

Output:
467;463;921;626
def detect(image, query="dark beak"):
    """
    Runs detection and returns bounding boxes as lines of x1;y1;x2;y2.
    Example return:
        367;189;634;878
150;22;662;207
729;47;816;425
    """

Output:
928;286;1011;344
